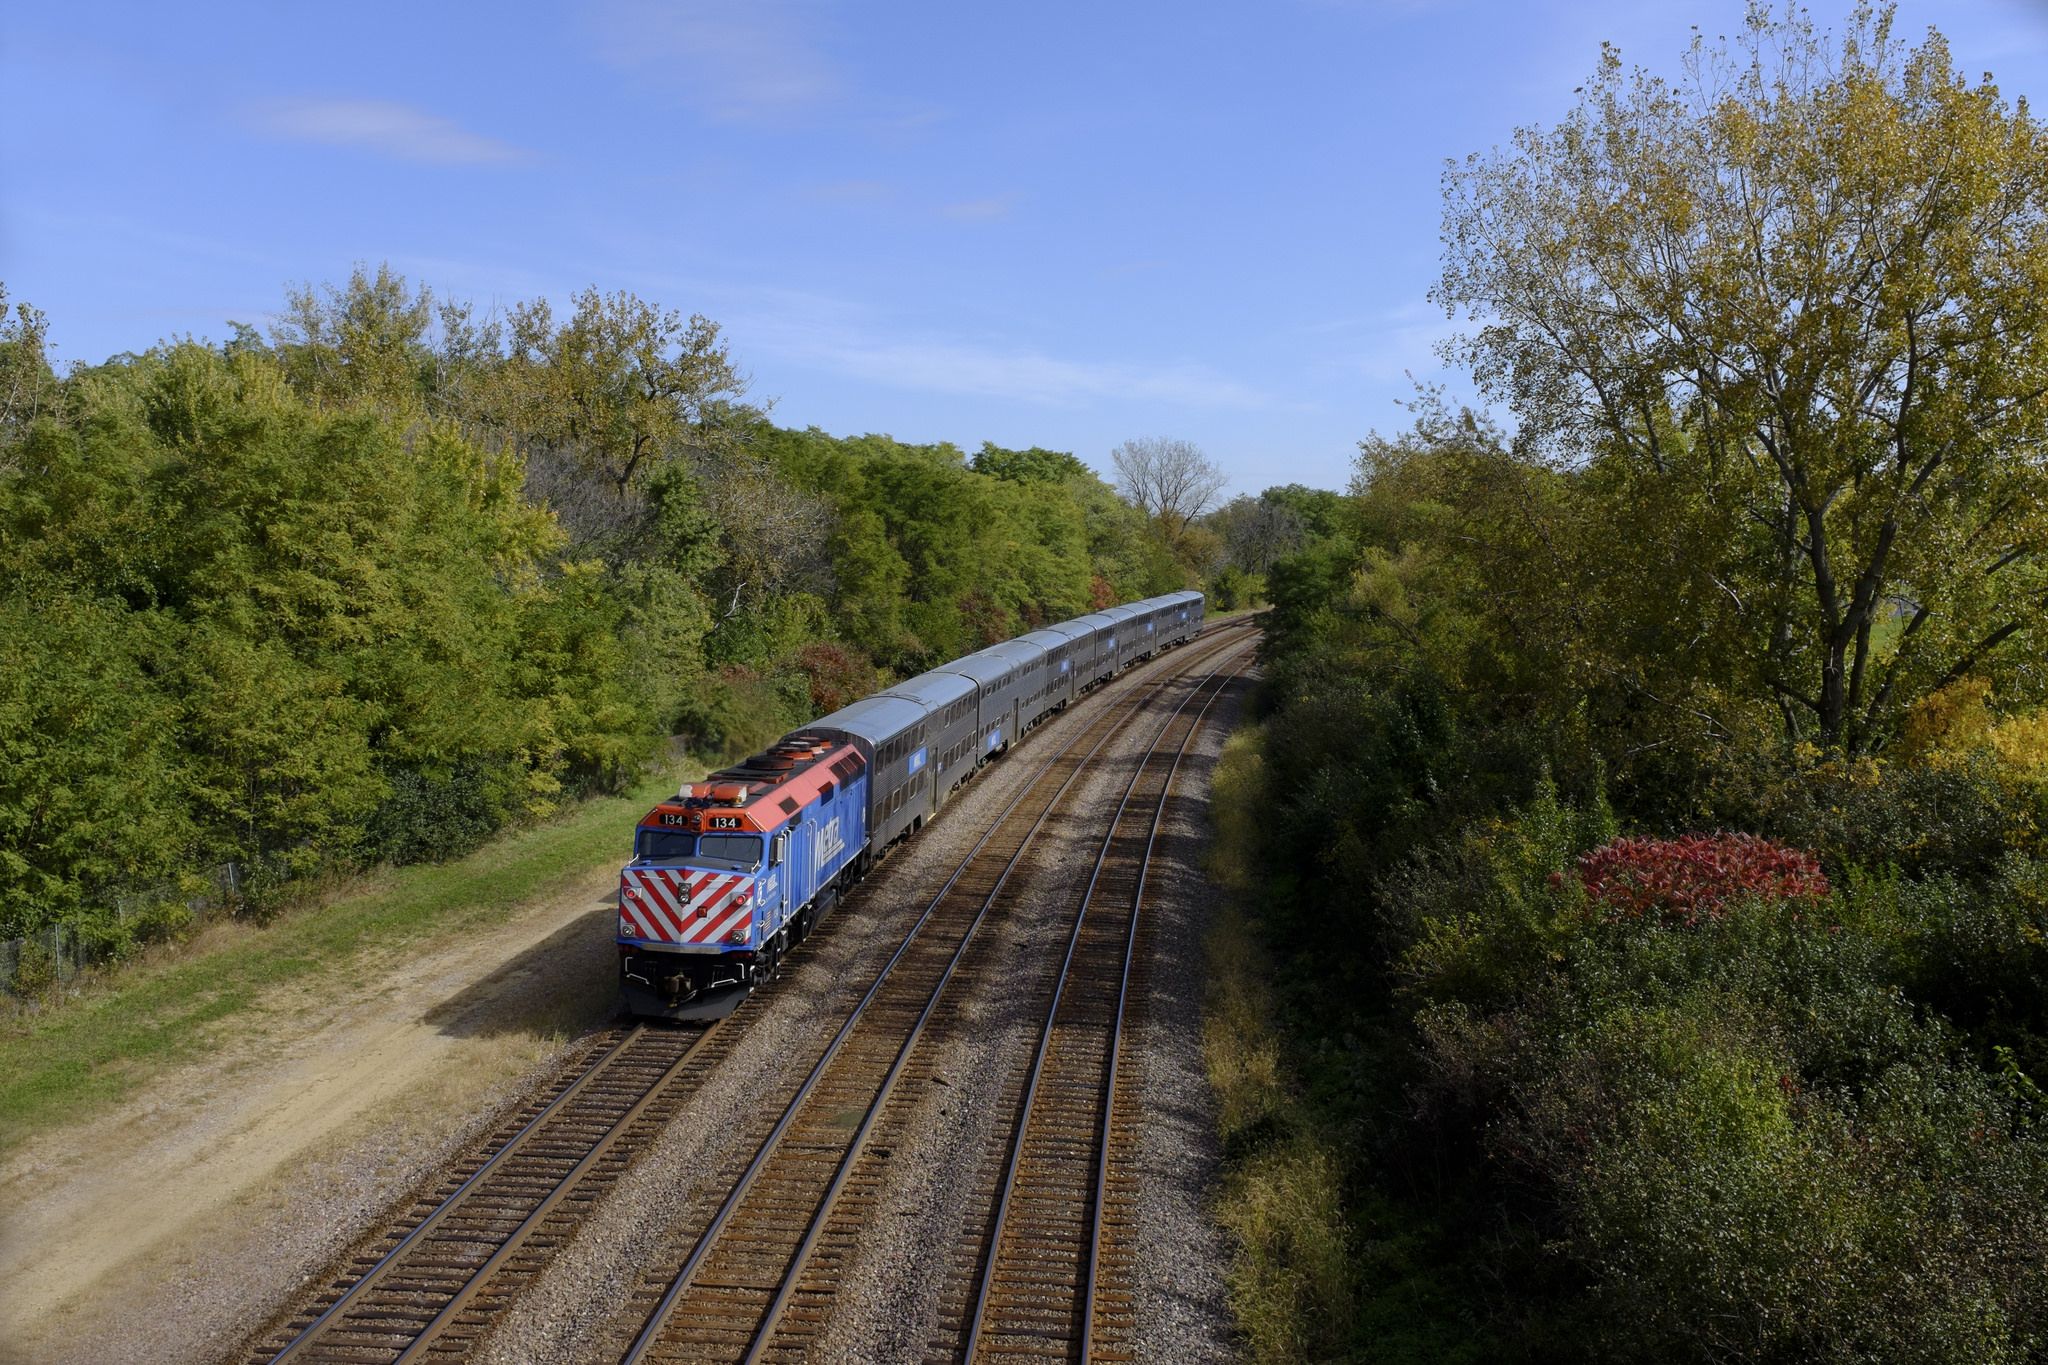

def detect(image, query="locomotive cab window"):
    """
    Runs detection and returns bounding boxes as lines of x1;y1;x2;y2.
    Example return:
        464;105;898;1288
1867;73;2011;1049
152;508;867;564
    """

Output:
696;833;763;867
636;828;696;861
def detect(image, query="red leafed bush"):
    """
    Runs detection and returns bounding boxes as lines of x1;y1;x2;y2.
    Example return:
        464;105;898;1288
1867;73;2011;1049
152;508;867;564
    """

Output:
791;643;878;715
1561;834;1830;926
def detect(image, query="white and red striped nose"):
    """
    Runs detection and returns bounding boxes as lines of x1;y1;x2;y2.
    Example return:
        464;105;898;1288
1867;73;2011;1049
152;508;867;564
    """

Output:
618;867;754;946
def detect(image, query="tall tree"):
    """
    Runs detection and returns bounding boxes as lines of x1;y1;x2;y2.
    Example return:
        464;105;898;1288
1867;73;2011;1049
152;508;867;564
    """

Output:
272;263;435;410
971;442;1090;484
1208;492;1307;575
1435;3;2048;750
0;286;59;446
502;288;748;496
1109;435;1227;544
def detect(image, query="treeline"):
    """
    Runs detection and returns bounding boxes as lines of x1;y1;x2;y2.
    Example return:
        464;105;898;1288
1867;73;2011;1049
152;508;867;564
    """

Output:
1230;12;2048;1365
0;271;1192;952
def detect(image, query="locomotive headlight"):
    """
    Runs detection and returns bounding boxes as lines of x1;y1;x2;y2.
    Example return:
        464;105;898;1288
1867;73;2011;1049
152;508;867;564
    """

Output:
726;926;749;944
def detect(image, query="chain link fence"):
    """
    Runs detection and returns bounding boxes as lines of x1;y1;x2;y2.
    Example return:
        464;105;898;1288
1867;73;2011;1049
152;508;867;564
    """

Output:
1;862;240;998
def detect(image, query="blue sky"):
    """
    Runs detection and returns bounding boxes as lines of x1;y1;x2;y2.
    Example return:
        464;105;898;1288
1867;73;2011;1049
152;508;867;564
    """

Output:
5;1;2046;497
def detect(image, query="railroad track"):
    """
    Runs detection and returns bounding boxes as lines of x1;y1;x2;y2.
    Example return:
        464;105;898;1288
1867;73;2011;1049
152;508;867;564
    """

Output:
240;618;1256;1365
615;640;1255;1365
248;1022;732;1364
960;648;1244;1364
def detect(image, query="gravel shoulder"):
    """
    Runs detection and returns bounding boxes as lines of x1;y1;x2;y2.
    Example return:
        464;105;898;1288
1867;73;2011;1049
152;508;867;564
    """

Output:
1126;667;1250;1363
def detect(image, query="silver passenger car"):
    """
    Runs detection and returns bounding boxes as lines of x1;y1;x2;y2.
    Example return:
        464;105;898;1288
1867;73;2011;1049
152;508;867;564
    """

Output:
1099;603;1148;670
805;693;933;851
939;643;1036;763
1013;625;1081;724
1154;589;1204;644
878;669;979;805
1062;611;1122;688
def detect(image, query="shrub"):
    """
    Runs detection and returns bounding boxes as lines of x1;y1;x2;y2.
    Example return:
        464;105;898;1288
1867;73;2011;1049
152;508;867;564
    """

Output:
362;758;522;866
1541;1008;2048;1363
788;641;878;715
11;935;56;998
1720;749;2036;881
1565;834;1829;928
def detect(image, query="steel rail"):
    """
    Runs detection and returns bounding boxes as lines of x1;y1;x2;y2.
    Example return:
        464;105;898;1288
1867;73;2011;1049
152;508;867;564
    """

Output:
733;646;1256;1365
619;629;1249;1365
1080;651;1242;1361
962;650;1244;1363
393;1023;731;1359
266;1022;669;1362
259;619;1248;1365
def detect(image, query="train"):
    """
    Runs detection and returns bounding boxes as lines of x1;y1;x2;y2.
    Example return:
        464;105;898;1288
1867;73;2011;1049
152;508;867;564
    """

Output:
616;590;1207;1020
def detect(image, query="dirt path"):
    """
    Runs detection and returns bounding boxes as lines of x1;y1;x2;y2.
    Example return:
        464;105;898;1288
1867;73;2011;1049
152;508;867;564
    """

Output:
0;864;625;1365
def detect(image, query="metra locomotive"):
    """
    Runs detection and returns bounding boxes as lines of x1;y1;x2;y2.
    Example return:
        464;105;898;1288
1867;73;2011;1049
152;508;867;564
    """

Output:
617;590;1206;1019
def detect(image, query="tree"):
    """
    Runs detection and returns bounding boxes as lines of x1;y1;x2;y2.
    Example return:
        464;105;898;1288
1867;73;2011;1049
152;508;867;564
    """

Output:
0;286;59;446
1109;436;1228;543
971;442;1090;484
1260;483;1347;541
502;287;749;496
1209;492;1307;575
1435;4;2048;751
272;263;435;410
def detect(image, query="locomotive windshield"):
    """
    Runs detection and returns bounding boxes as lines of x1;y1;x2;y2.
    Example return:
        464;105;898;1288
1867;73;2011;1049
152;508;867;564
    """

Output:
636;828;695;861
695;833;763;867
634;829;763;867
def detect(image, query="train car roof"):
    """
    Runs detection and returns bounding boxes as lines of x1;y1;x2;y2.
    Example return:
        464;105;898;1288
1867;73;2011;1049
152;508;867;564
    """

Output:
1099;603;1142;622
1014;625;1082;651
1038;618;1103;643
878;669;975;710
1065;610;1122;634
651;734;865;835
977;639;1047;668
805;693;929;748
935;642;1035;685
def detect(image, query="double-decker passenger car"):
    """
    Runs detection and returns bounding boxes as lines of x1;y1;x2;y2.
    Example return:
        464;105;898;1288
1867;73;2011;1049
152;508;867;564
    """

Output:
617;590;1207;1019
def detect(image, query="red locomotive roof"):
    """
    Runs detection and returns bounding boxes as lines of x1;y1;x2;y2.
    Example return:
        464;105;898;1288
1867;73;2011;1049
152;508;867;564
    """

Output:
638;734;866;836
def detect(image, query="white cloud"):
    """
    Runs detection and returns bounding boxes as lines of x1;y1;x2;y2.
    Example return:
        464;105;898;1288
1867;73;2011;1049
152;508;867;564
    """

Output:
586;0;841;120
253;99;526;165
1301;301;1460;383
744;312;1272;410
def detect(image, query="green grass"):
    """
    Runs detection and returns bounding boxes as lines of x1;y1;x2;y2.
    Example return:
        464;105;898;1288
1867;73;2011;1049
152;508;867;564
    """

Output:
0;774;671;1158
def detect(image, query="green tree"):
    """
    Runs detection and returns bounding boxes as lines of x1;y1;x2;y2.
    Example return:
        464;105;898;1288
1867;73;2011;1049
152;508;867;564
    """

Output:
970;442;1091;484
0;590;187;936
0;285;60;446
272;263;436;411
502;287;749;496
1436;4;2048;751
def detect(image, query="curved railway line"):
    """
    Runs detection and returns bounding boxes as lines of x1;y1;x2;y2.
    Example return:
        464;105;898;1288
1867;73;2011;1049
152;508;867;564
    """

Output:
240;618;1255;1365
617;646;1254;1365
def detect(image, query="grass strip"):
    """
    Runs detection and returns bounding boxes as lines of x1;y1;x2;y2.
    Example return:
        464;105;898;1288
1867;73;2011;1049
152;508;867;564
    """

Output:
1202;726;1356;1363
0;774;670;1158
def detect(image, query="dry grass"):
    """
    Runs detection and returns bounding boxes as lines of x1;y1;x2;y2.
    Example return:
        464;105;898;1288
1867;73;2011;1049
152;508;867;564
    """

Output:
1202;726;1356;1363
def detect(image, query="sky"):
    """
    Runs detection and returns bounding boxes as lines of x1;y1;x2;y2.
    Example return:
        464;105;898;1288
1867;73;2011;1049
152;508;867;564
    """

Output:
5;1;2047;498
